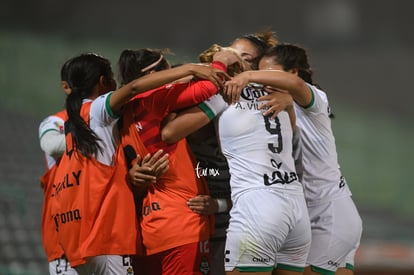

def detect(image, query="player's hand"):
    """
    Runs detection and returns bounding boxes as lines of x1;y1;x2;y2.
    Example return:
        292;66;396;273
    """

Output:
212;48;244;70
189;63;230;89
145;149;169;178
187;195;217;215
258;89;293;119
222;72;249;104
128;150;169;187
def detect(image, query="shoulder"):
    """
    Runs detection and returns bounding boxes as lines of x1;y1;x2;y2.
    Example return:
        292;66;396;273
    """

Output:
39;113;65;138
303;84;329;111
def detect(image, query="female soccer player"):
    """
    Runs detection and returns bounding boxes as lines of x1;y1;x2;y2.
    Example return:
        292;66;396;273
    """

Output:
226;43;363;275
117;47;242;275
230;30;278;70
38;58;78;275
161;44;312;275
52;52;226;275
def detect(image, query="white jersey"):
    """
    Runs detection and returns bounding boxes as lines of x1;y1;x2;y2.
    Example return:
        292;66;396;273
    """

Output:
294;84;352;205
88;92;120;166
39;114;66;169
217;85;303;201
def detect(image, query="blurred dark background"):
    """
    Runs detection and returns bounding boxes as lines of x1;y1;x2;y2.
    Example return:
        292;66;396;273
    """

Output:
0;0;413;274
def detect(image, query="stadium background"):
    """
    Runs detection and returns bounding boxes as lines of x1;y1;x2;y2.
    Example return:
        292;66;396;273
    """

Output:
0;0;413;274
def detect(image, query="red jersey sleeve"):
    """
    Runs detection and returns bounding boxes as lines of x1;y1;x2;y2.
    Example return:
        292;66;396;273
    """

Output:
160;61;227;112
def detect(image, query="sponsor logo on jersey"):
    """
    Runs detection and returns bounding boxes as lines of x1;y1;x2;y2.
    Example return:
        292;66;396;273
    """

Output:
52;170;81;197
142;202;161;216
54;121;64;133
195;161;220;178
54;209;82;232
263;159;298;185
234;86;268;111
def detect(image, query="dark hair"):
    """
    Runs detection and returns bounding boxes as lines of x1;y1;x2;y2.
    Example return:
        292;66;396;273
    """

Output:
60;58;72;82
264;43;314;84
233;29;278;69
64;53;113;158
264;43;335;118
118;48;169;85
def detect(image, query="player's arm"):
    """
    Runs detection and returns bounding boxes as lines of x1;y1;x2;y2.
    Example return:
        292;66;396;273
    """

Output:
168;49;243;111
39;116;66;160
187;195;232;215
223;70;312;107
161;94;227;144
161;106;210;144
109;63;227;114
40;131;66;160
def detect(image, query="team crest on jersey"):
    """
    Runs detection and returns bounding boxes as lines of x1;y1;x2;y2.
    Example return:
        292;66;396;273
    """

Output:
126;266;133;274
199;256;210;274
54;121;64;133
233;85;268;111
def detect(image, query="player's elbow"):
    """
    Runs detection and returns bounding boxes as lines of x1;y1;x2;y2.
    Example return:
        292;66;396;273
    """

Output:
161;127;178;144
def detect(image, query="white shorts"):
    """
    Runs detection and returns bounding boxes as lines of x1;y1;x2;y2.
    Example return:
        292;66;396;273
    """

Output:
306;196;362;274
49;256;78;275
75;255;133;275
224;189;311;273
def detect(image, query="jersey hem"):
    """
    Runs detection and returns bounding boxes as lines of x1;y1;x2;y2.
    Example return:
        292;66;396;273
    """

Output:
277;263;305;272
105;92;117;118
236;266;273;272
144;236;210;255
345;263;354;271
311;265;336;275
304;84;315;109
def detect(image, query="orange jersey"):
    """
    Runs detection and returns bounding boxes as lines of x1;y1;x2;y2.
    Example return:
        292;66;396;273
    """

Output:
141;139;211;255
40;110;67;261
53;102;138;267
118;72;225;255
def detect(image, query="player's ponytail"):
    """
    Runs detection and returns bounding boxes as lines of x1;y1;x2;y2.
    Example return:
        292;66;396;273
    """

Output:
64;53;112;158
65;88;102;159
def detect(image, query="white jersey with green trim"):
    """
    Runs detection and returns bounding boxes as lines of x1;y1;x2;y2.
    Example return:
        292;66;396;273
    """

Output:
217;85;303;201
39;115;65;169
294;84;352;206
88;92;120;166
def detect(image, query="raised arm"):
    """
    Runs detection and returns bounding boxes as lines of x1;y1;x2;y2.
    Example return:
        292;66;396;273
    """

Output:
109;63;227;113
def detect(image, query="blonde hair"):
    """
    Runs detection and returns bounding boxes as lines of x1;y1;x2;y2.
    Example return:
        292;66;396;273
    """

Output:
199;44;248;76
